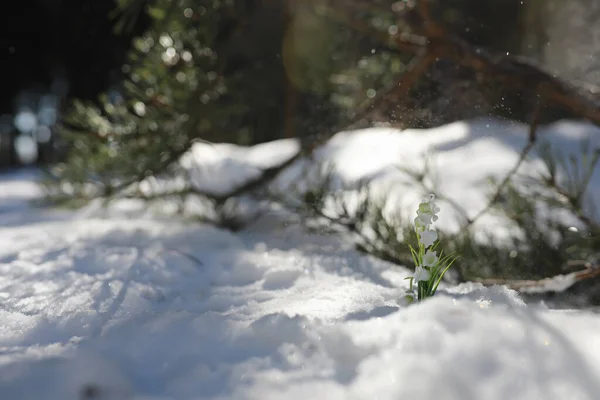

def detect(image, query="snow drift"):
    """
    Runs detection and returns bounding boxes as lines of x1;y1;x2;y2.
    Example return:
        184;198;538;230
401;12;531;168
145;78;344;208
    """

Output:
1;118;600;399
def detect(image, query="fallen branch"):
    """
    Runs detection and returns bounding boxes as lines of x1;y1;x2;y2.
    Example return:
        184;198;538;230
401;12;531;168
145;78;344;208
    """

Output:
476;260;600;294
118;149;303;205
339;0;600;126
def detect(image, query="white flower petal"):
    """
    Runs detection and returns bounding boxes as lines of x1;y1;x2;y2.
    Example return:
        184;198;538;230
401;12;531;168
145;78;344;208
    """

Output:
418;194;440;218
422;250;438;267
414;216;429;230
414;265;431;282
418;202;432;215
415;211;432;225
419;229;438;248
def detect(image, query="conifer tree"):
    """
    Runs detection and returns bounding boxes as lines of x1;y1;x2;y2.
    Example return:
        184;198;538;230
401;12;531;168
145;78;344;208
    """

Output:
47;0;253;201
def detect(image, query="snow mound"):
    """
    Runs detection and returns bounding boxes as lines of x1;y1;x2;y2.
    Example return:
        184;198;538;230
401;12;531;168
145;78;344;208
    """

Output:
1;118;600;399
142;117;600;241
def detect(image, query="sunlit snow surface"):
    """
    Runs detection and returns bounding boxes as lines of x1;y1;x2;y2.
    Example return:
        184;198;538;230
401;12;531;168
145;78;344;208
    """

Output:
1;119;600;400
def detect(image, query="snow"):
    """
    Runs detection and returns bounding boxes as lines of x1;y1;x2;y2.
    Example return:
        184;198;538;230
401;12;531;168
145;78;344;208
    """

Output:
1;118;600;399
270;118;600;239
183;117;600;241
180;138;300;196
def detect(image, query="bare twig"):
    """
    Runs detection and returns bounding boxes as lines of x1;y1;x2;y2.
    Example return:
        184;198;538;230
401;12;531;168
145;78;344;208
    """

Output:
162;247;204;267
460;99;543;230
415;0;444;38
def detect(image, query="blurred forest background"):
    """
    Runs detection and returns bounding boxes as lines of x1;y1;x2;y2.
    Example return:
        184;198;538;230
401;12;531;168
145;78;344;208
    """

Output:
1;0;599;168
1;0;600;297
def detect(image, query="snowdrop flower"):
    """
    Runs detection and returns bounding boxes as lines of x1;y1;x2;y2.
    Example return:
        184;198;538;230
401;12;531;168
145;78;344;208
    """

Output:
424;193;440;211
414;211;433;230
402;289;417;305
402;193;456;305
419;229;437;248
417;194;440;221
422;250;438;267
413;265;431;282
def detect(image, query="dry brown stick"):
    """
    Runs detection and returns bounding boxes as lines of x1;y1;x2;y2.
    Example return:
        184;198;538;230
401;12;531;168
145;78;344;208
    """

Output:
431;41;600;125
415;0;444;38
413;0;600;125
325;0;600;127
342;0;600;126
476;263;600;293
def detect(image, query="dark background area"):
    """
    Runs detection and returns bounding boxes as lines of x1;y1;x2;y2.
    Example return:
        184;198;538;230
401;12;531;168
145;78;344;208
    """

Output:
0;0;523;138
0;0;592;169
0;0;146;113
0;0;151;166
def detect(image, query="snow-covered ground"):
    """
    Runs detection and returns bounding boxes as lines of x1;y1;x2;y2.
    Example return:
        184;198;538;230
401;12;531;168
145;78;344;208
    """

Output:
185;118;600;241
1;119;600;400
